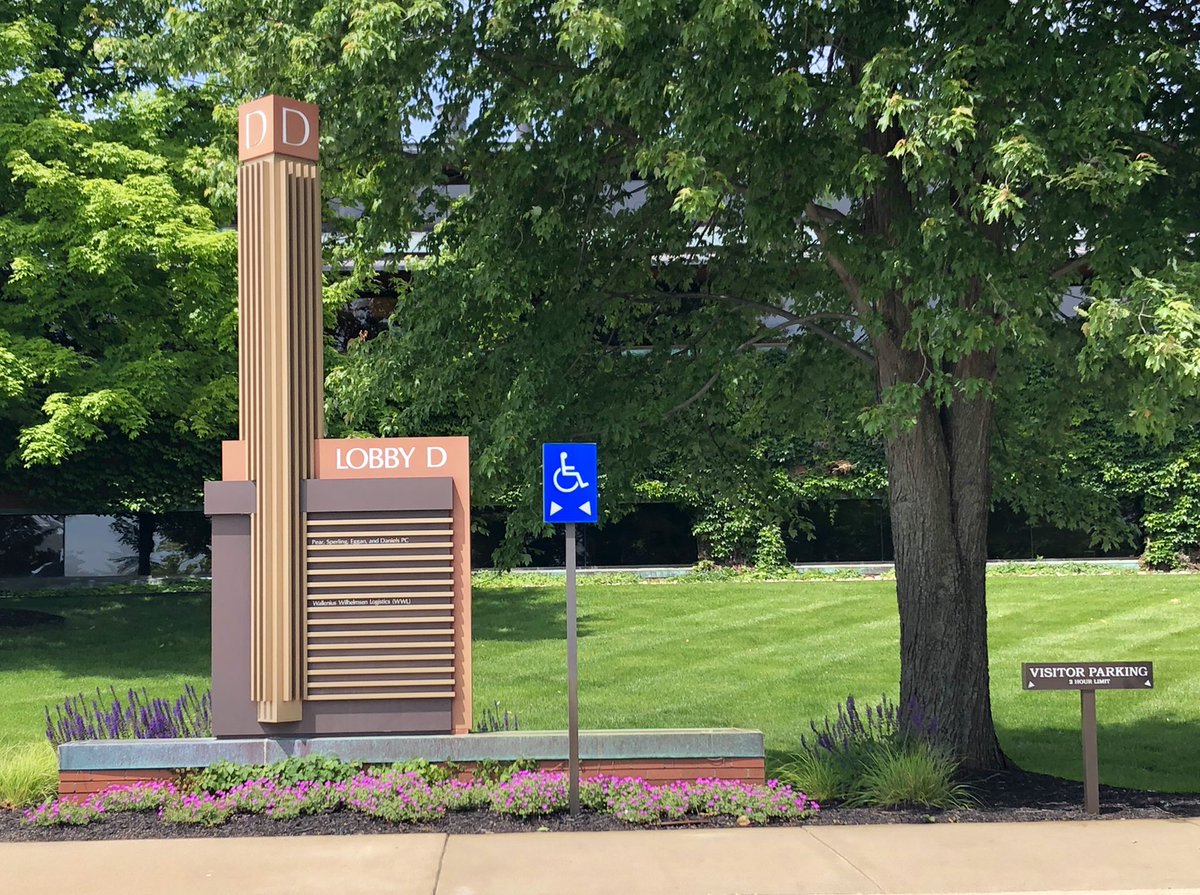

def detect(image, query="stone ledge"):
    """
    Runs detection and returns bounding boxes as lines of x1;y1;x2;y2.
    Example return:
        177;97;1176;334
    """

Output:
59;728;764;771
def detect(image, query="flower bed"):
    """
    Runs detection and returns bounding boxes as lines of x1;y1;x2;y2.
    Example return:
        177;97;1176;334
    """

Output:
23;771;818;829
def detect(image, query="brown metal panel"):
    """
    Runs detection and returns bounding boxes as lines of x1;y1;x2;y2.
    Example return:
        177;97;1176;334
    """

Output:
203;481;256;516
302;477;453;513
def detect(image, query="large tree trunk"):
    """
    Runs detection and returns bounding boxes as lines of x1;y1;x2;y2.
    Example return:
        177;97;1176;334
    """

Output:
877;340;1009;770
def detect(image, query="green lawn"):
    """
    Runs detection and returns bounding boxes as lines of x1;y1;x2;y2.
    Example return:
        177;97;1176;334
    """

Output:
0;593;209;750
2;575;1197;792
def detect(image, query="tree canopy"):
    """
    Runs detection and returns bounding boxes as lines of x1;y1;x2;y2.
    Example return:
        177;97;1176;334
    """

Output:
126;0;1200;765
0;10;238;511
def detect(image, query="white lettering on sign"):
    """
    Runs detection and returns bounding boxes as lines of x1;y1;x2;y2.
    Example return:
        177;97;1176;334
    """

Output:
1028;666;1087;678
281;107;311;147
243;109;269;150
334;445;447;471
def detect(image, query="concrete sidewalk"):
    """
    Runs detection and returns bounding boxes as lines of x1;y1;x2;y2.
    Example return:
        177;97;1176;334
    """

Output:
5;818;1200;895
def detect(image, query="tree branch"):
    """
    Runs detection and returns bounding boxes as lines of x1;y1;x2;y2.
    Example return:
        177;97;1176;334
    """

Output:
804;202;872;321
1051;254;1090;281
664;329;774;419
804;323;874;366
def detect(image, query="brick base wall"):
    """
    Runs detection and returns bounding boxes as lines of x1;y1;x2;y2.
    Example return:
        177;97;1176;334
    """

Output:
59;769;177;799
59;757;764;800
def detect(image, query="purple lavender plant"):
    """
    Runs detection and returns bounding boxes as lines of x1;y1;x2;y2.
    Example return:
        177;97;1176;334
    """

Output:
800;694;937;761
45;684;212;746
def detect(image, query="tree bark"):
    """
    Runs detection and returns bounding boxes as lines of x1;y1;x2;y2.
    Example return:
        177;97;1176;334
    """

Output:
877;339;1009;770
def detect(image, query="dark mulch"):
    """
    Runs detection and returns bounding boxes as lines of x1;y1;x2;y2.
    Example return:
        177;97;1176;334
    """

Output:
3;768;1198;842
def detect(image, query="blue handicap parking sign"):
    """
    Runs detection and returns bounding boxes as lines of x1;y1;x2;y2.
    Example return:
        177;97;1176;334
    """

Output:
542;443;598;524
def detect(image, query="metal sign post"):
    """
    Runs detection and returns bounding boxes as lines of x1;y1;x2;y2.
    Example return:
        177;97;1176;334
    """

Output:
1022;661;1153;815
543;443;598;817
565;521;579;815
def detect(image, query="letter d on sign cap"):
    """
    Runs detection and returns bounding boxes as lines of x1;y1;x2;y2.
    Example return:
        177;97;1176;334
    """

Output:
238;95;320;162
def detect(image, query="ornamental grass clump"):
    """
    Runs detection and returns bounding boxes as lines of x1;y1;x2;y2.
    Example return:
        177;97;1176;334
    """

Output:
490;770;569;817
845;740;976;809
45;684;212;746
0;742;58;808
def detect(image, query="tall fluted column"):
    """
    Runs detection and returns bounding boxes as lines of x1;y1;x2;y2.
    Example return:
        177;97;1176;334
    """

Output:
236;95;323;723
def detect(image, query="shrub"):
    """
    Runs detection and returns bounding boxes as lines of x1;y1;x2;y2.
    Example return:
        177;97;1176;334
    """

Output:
193;754;361;793
490;770;569;817
752;525;792;575
472;757;538;783
89;780;178;813
23;800;103;826
844;740;974;809
389;758;460;784
785;694;969;808
45;684;211;746
346;771;447;823
159;792;233;826
686;778;819;824
21;769;821;829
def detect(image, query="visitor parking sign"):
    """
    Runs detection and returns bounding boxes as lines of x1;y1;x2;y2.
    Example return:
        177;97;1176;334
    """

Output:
542;443;598;524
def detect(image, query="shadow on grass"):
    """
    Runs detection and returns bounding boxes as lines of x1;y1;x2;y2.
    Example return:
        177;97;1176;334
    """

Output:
0;593;210;680
996;719;1200;794
472;586;596;642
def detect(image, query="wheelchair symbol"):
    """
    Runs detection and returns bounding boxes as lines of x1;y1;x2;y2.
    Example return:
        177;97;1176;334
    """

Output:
552;452;590;493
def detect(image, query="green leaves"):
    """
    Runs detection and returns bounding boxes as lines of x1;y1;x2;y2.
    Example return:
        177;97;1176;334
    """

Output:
0;12;237;510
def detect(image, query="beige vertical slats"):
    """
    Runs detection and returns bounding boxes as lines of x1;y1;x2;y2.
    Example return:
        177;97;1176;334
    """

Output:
238;153;322;724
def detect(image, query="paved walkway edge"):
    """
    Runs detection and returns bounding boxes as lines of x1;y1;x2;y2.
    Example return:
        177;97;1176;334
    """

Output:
4;819;1200;895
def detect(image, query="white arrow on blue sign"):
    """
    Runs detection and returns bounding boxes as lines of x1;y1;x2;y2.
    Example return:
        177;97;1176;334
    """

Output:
543;443;598;524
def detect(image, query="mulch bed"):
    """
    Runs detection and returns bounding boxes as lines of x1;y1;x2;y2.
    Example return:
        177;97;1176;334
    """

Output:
4;768;1199;842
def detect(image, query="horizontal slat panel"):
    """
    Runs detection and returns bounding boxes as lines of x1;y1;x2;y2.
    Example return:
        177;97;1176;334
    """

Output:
309;616;451;627
309;653;454;663
308;566;451;576
305;508;457;699
308;628;454;638
306;691;450;701
308;603;453;612
308;666;452;677
306;540;453;548
306;517;451;526
308;577;451;586
308;553;452;562
309;641;451;651
312;590;451;595
308;678;453;689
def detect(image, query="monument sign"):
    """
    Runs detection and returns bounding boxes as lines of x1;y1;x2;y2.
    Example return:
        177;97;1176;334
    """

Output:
204;96;472;737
